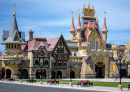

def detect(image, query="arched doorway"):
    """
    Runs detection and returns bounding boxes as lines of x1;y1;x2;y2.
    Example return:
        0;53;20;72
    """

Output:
57;71;62;78
6;69;11;78
70;71;75;78
95;62;105;78
36;69;46;79
21;69;28;79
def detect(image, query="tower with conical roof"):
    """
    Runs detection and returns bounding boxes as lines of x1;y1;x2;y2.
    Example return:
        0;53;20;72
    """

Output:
1;4;25;79
102;12;108;42
1;3;25;55
70;12;76;41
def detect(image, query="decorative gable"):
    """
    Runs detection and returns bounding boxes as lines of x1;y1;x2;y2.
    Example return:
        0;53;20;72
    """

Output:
14;31;19;41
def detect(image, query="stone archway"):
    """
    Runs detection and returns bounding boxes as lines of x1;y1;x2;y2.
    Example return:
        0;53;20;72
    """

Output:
70;71;75;78
21;69;28;79
95;62;105;78
57;71;62;78
6;69;11;78
36;69;46;79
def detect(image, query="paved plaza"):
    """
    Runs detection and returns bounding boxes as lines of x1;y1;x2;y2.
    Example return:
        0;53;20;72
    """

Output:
0;78;130;92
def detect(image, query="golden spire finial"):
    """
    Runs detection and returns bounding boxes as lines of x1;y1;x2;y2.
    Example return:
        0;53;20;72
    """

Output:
83;3;85;8
71;11;73;19
92;4;94;9
104;11;106;19
13;3;16;16
97;13;98;22
78;9;80;17
88;2;90;9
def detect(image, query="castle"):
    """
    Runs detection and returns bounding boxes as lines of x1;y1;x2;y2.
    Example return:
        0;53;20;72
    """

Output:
0;3;130;79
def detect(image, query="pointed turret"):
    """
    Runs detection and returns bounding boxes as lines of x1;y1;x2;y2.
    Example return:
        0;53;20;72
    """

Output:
70;12;76;41
9;3;18;37
102;12;108;32
102;12;108;42
76;9;82;39
76;10;82;30
70;12;76;32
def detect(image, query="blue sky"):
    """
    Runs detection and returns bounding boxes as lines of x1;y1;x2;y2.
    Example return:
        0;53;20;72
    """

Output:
0;0;130;54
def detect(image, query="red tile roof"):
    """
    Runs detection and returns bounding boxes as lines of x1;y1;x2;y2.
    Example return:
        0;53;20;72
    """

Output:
47;37;60;49
21;37;60;52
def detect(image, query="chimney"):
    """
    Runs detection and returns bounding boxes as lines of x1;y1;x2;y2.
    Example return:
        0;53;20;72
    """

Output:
29;29;34;41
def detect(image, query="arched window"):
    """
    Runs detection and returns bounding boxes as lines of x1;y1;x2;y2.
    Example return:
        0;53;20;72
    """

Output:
35;60;39;65
90;41;91;50
45;60;48;65
9;44;10;48
92;37;96;49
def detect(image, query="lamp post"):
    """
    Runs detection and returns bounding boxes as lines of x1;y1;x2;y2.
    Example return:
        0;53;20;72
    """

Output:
118;54;122;91
67;60;75;87
19;65;22;83
40;63;44;85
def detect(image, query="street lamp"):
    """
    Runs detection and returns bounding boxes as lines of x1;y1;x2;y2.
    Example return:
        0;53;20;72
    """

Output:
19;65;22;83
67;60;75;87
39;63;45;85
118;54;122;91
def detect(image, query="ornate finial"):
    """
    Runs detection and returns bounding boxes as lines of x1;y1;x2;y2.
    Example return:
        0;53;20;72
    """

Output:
97;14;98;22
78;9;80;17
13;3;16;16
104;11;106;19
83;3;85;8
71;11;73;19
92;4;94;9
88;2;90;9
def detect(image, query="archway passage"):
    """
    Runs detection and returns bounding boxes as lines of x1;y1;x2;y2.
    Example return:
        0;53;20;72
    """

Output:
36;70;46;79
21;69;28;79
6;69;11;78
57;71;62;78
70;71;75;78
95;62;105;78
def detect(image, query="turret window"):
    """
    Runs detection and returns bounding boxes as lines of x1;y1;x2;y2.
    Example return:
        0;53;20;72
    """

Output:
92;37;96;49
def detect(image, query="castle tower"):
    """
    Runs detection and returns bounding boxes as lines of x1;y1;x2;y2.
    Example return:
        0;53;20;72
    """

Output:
102;12;108;42
1;4;25;79
29;29;34;41
70;12;76;41
76;10;82;50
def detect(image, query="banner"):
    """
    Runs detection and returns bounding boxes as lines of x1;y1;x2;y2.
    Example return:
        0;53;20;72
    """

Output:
112;64;116;72
87;63;91;72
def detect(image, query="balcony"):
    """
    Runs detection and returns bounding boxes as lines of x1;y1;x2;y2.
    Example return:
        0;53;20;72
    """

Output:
2;55;23;64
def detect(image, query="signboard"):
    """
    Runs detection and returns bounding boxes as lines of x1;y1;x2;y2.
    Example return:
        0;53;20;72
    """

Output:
37;70;45;72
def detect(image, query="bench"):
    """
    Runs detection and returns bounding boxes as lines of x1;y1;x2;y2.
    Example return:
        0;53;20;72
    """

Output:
77;80;93;87
47;79;59;84
7;78;15;81
128;84;130;90
27;79;36;83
